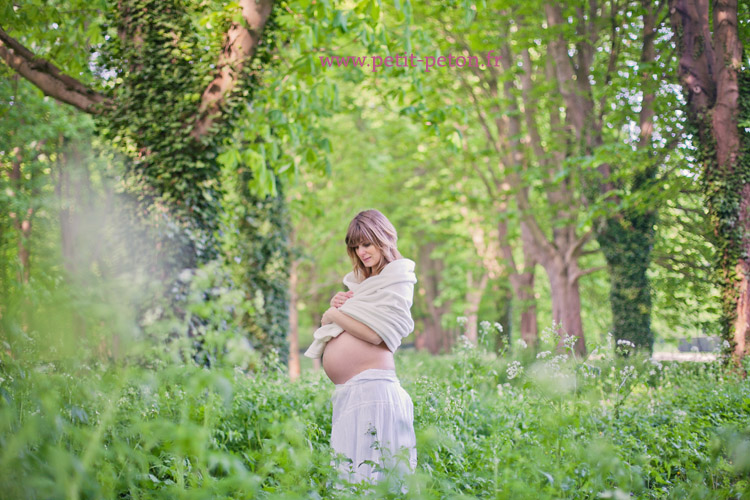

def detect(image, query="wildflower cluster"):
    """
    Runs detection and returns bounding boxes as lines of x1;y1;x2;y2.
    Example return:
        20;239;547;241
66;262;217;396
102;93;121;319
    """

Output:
506;361;523;380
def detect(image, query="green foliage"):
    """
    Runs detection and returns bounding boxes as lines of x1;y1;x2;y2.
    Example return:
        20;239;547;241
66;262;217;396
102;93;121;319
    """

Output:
0;67;95;304
286;97;504;349
217;180;291;364
681;68;750;355
649;181;719;341
1;0;108;83
1;329;749;499
3;0;301;358
96;0;252;265
599;208;657;352
217;0;418;201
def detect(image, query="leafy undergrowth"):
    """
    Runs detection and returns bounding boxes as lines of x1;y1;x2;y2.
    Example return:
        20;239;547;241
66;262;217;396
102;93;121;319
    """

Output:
1;332;749;499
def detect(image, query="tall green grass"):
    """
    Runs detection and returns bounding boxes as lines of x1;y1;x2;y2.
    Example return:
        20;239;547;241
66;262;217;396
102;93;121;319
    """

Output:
2;318;749;499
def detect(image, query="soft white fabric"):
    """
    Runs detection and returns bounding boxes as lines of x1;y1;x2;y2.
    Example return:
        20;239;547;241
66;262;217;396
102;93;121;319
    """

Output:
330;369;417;485
304;258;417;359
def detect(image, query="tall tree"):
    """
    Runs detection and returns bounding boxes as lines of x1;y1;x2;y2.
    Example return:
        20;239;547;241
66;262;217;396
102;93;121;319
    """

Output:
596;0;659;353
668;0;749;361
541;0;682;354
0;1;287;348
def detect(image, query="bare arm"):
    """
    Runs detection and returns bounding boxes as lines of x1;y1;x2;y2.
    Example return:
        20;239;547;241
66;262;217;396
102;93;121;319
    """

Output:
323;307;383;345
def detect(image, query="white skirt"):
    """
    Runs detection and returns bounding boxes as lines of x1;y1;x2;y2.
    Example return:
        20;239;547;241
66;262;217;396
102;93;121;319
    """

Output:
330;368;417;485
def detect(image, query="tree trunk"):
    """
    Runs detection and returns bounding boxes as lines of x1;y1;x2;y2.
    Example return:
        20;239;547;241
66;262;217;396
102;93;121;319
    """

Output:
497;38;592;355
735;254;750;357
464;269;489;344
599;215;656;350
513;269;537;349
494;285;513;351
9;148;31;284
191;0;274;138
497;216;539;348
288;256;300;380
415;240;452;353
459;205;503;345
416;309;445;354
542;256;586;355
669;0;748;361
55;148;83;278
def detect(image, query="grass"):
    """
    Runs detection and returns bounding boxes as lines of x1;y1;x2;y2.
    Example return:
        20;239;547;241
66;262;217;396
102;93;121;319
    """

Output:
1;325;750;499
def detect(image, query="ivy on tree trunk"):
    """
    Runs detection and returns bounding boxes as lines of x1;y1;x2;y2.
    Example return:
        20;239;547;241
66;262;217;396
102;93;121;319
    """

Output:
669;0;749;363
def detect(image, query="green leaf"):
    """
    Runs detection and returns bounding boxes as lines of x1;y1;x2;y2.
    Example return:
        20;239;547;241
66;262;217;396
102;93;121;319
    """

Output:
354;0;370;14
371;0;381;23
333;10;348;32
217;148;241;169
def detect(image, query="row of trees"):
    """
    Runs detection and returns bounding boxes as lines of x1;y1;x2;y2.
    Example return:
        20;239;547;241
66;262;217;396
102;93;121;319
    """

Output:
1;0;748;370
286;0;748;370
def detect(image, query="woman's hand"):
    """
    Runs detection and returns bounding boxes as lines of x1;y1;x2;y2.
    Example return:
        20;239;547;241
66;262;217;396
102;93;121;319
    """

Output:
330;290;354;308
321;307;337;326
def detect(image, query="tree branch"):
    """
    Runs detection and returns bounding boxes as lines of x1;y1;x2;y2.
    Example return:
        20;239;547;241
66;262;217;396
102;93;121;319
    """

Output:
544;3;586;136
597;0;622;127
569;265;606;285
668;0;716;113
191;0;274;140
458;70;501;156
565;228;596;265
0;26;108;114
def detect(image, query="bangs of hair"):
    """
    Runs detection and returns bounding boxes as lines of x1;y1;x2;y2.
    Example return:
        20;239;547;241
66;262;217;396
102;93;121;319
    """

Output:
345;220;378;249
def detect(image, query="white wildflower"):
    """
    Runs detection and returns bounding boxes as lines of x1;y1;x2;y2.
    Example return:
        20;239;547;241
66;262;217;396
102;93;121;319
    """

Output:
541;323;560;344
457;316;468;328
581;364;598;378
458;334;474;349
617;339;635;348
536;350;552;359
516;338;528;349
619;365;636;379
563;334;578;350
649;359;663;370
722;340;731;350
507;361;523;380
494;322;504;333
546;354;569;371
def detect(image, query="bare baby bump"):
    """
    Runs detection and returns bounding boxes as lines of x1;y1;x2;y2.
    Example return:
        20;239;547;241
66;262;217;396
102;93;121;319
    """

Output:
322;332;395;385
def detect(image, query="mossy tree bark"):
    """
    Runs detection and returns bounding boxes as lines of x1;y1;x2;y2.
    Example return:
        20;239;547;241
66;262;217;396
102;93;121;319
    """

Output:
669;0;749;362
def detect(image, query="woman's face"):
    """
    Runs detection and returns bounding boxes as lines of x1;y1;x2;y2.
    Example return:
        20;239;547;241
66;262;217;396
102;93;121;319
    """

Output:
355;242;383;268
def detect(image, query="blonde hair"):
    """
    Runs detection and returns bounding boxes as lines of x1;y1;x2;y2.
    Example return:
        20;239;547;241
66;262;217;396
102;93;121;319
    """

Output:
345;209;402;280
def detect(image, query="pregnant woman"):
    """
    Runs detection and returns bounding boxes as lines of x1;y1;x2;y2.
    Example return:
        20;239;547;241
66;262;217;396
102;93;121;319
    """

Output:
304;209;418;486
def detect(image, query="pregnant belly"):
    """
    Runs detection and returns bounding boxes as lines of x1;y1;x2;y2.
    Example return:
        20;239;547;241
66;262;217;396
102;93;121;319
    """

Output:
322;332;395;384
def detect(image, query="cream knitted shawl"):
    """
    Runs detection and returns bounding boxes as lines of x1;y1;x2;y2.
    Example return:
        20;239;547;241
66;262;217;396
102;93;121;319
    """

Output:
303;258;417;359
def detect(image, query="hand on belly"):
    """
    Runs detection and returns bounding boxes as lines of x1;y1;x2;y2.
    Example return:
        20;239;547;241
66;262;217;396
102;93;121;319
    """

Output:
322;331;394;384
